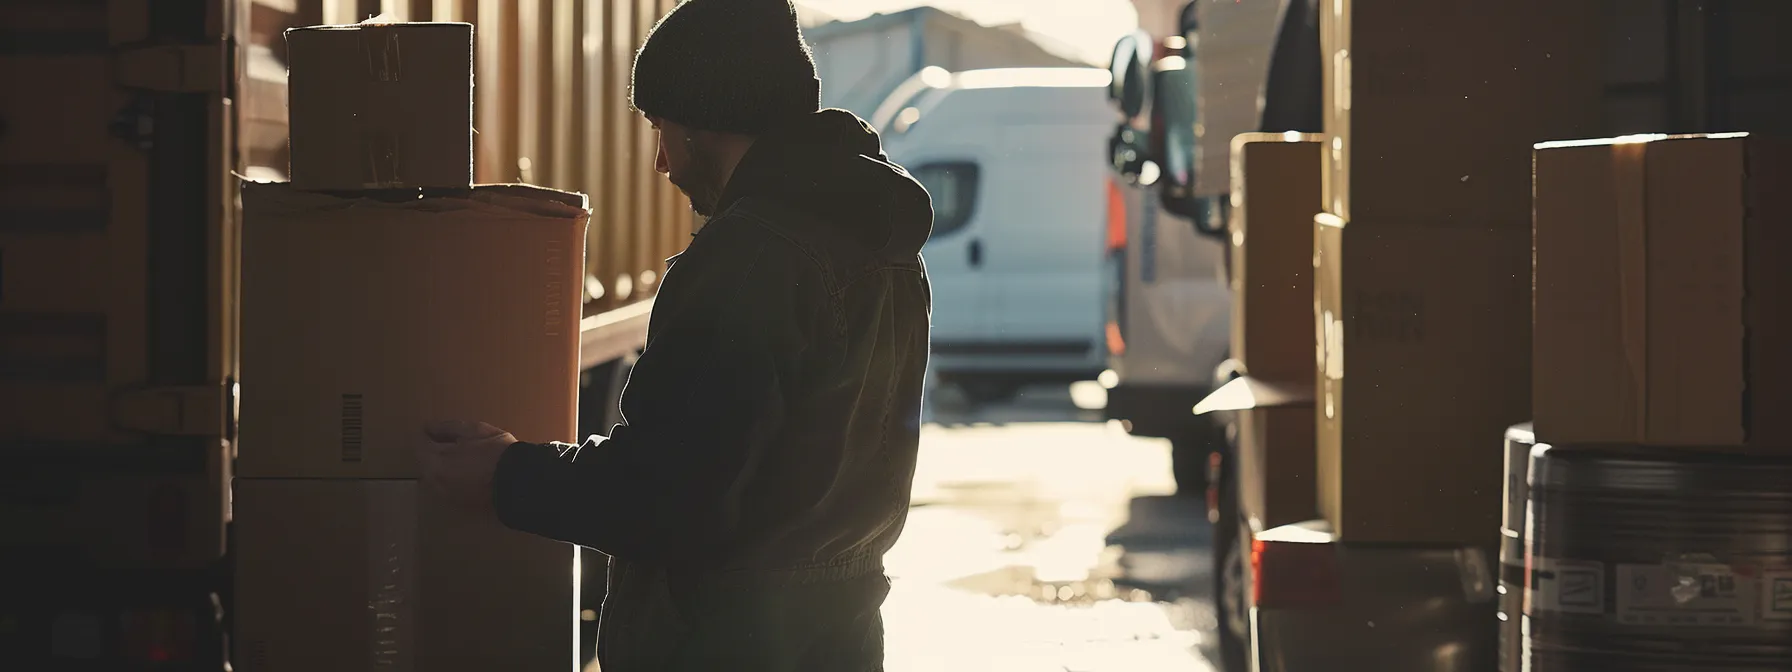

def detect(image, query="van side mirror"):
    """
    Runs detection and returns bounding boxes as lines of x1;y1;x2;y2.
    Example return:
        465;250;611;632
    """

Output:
1108;32;1154;121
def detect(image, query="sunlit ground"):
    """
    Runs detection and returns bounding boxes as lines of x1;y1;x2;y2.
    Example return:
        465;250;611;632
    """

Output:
578;386;1218;672
881;385;1218;672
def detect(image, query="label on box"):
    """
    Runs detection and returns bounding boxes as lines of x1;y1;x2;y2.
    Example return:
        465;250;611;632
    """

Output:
1501;440;1529;537
1614;563;1756;627
366;484;417;672
1500;531;1526;568
1762;570;1792;622
1527;557;1605;615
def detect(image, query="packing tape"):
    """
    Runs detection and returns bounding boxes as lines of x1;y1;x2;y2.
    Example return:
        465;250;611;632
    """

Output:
359;28;402;82
360;128;403;188
367;482;417;672
356;28;406;188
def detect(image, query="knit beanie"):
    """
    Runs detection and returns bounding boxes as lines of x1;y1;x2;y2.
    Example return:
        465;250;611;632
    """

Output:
630;0;822;134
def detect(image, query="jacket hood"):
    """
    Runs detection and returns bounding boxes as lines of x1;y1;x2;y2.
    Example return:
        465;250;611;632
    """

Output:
714;108;933;257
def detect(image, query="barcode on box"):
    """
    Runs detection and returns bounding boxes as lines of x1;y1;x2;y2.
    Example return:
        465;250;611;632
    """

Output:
341;394;365;462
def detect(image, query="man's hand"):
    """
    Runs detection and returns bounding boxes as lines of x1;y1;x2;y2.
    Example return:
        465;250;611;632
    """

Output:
416;420;518;520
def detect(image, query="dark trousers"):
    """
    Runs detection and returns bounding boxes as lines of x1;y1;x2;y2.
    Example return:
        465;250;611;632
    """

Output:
596;558;890;672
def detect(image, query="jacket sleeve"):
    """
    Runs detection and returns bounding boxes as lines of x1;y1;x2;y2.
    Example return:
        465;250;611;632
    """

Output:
488;224;823;565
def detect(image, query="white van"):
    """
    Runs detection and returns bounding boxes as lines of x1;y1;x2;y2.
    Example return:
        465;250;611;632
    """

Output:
872;67;1118;403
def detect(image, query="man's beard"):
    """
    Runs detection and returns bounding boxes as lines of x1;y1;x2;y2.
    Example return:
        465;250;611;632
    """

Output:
670;147;725;217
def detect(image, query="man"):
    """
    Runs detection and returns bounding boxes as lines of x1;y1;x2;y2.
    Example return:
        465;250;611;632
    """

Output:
415;0;934;670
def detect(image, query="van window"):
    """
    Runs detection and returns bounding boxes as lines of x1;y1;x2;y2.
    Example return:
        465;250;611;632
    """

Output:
912;162;980;239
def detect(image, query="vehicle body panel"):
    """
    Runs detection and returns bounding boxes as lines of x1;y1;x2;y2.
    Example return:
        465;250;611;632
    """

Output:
882;69;1116;382
1248;521;1498;672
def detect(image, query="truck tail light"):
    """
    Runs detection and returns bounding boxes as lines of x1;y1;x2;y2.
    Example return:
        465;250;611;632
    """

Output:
1105;178;1128;252
1252;536;1343;609
120;609;196;663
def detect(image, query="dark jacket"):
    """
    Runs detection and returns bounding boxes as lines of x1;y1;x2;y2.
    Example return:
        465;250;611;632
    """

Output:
491;109;934;671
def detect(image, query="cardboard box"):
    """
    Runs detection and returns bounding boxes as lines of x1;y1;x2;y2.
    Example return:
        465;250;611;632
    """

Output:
1533;134;1792;447
286;22;474;190
1228;133;1324;383
233;478;579;672
238;182;588;478
1319;0;1603;228
1196;376;1318;534
1315;216;1530;544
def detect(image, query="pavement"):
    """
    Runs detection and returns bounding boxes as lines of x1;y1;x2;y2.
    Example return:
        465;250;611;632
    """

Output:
578;383;1220;672
882;383;1219;672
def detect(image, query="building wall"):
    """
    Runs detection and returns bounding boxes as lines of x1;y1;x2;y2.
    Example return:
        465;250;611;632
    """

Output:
811;19;920;117
807;8;1083;119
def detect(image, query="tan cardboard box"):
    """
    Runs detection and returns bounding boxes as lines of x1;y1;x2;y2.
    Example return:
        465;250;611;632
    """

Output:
1533;134;1792;448
1197;377;1319;534
238;182;587;478
286;22;474;190
1319;0;1603;229
1227;133;1324;383
1315;216;1530;545
233;478;579;672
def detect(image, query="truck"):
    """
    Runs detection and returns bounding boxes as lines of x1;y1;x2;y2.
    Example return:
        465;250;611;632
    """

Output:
1104;0;1322;669
1097;0;1283;497
1;0;689;668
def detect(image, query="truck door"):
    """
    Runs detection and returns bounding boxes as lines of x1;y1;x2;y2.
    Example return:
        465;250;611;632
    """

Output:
0;0;247;668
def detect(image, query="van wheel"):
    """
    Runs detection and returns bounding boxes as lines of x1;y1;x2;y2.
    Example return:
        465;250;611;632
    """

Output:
1214;452;1250;672
1170;436;1214;496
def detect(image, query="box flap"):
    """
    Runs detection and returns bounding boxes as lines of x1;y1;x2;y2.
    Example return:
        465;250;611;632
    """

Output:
240;181;589;220
1195;376;1316;415
285;21;475;35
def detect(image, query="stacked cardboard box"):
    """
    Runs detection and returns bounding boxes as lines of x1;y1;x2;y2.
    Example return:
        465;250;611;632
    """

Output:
1226;135;1324;385
1533;134;1791;449
1314;0;1603;544
1196;134;1324;533
284;22;475;191
234;22;587;672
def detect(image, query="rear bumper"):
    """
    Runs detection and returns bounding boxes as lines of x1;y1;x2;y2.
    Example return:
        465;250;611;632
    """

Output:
1252;603;1497;672
930;343;1104;384
1105;383;1210;439
1248;533;1498;672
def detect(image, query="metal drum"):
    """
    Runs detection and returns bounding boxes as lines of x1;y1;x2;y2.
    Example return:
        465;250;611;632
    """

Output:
1522;444;1792;671
1498;422;1537;672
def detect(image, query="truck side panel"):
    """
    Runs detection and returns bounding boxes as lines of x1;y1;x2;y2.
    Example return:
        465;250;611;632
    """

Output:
1;0;680;668
1;1;236;668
